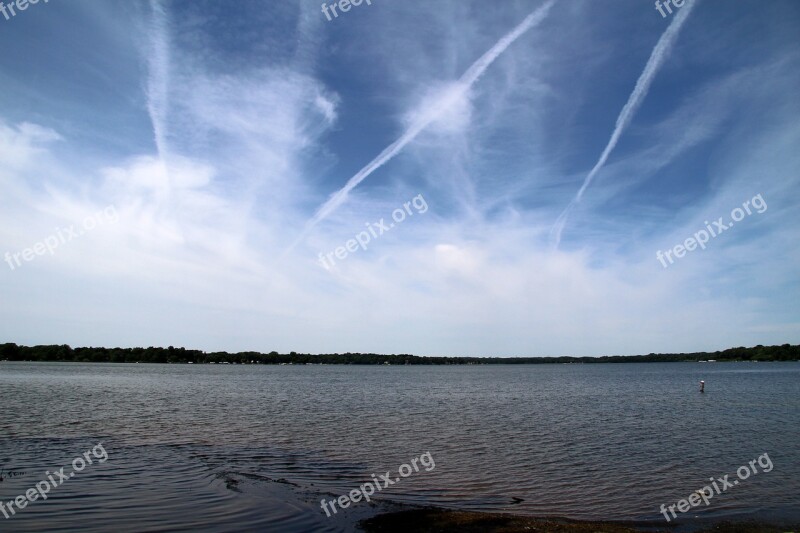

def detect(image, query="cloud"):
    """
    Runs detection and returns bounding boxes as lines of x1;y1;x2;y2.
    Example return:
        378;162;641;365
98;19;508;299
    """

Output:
0;0;798;356
288;0;556;251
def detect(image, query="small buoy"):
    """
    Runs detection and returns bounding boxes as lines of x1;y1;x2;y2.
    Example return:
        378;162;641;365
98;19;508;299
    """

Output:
700;380;705;393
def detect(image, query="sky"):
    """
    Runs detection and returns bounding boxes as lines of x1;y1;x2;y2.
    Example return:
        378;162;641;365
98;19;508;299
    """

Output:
0;0;798;357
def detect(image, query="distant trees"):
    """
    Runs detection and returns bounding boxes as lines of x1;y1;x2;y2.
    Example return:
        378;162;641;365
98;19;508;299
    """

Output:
0;343;797;365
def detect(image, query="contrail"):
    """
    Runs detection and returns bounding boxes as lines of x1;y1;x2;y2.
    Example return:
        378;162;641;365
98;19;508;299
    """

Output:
550;0;698;247
287;0;556;253
147;0;170;161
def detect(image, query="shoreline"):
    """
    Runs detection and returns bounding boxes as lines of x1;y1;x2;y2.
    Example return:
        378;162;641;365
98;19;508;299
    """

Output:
2;342;798;365
358;508;799;533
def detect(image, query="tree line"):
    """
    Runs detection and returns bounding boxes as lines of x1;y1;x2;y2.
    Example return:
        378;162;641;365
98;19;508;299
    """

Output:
0;343;797;365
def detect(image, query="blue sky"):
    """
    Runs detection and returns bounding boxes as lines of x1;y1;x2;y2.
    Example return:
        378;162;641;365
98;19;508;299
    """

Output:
1;0;798;356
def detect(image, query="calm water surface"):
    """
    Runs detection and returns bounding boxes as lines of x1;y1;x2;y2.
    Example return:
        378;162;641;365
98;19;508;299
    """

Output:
1;362;799;531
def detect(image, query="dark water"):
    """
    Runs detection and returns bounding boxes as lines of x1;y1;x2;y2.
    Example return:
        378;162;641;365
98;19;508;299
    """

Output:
1;362;798;531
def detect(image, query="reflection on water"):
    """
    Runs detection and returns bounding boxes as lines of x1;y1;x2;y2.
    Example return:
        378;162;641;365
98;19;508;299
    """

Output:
1;362;799;531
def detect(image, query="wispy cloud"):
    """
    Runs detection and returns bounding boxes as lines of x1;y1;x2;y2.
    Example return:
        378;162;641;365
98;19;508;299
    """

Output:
287;0;556;253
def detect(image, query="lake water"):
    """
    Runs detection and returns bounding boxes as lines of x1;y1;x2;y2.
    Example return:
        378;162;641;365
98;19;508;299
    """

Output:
1;361;798;531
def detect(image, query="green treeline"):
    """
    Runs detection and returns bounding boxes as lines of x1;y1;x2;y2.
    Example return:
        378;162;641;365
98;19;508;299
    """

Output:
0;343;797;365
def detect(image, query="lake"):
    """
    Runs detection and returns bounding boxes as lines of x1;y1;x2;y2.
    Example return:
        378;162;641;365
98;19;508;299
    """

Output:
1;361;798;531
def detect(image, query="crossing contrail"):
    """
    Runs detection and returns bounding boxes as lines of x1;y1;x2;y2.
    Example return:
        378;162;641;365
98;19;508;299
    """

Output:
551;0;698;247
286;0;556;254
